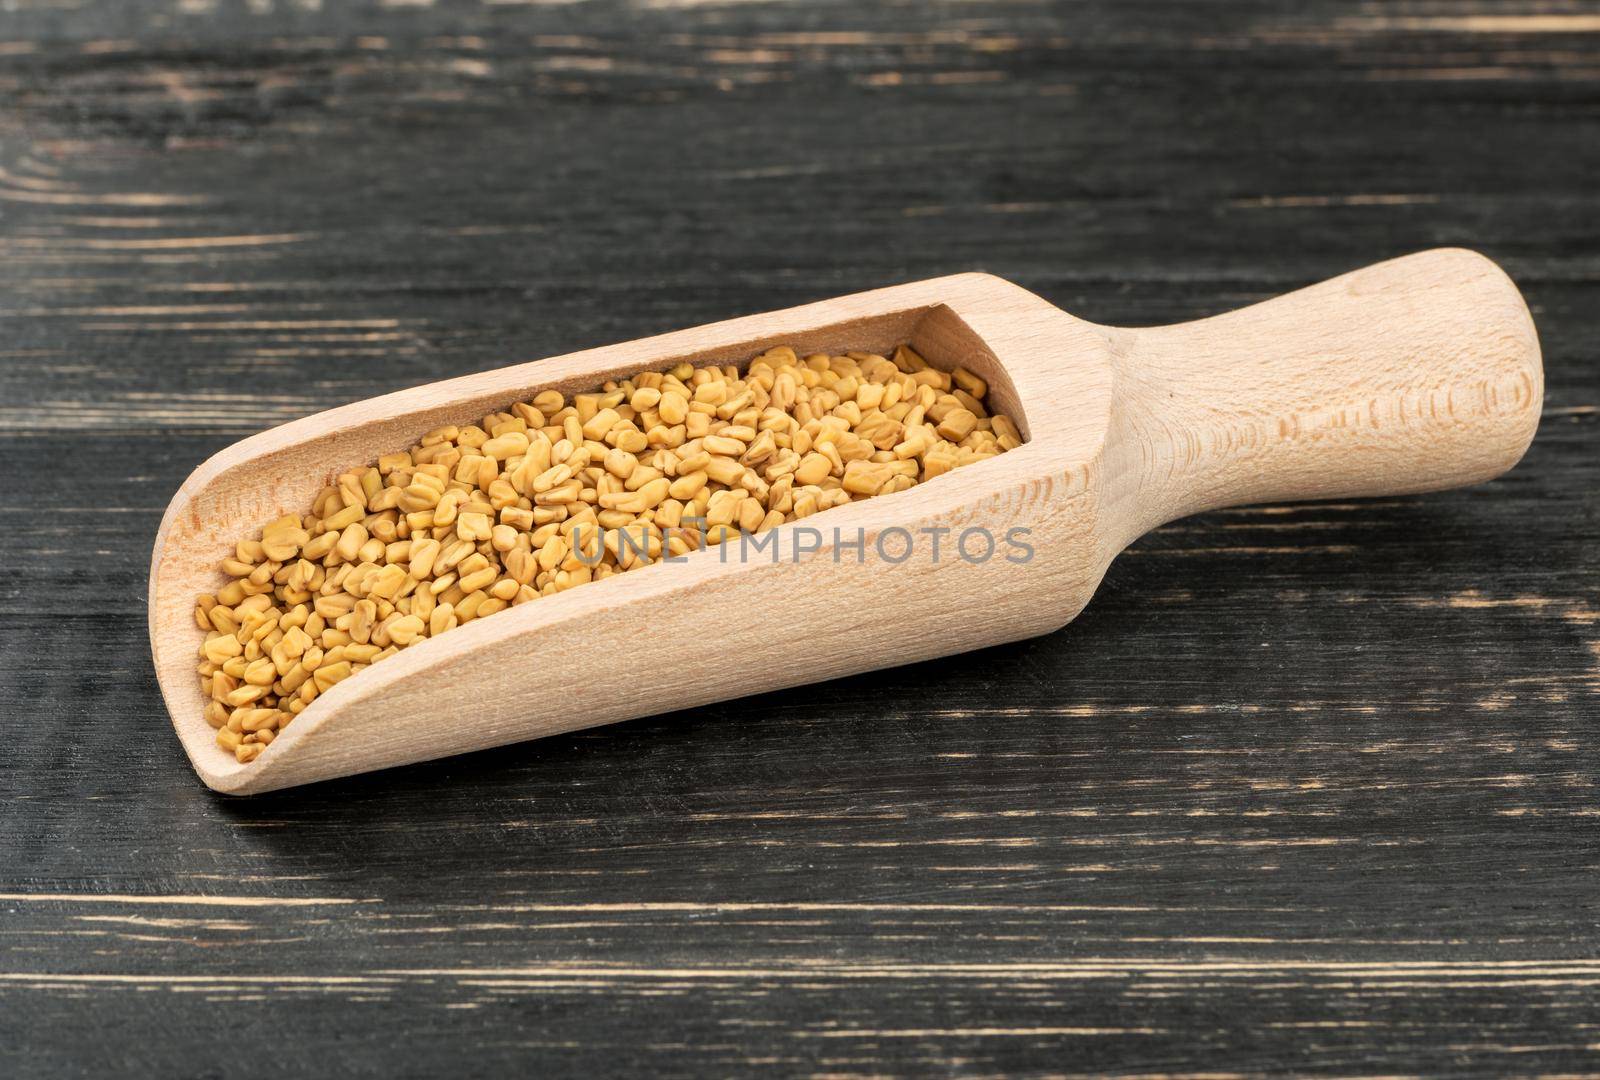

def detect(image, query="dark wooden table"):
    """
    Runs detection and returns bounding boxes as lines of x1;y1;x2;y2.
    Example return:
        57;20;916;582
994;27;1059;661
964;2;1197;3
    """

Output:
3;2;1596;1076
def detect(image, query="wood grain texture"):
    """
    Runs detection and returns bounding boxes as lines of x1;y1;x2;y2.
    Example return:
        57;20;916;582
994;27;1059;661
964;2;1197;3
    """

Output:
2;0;1597;1076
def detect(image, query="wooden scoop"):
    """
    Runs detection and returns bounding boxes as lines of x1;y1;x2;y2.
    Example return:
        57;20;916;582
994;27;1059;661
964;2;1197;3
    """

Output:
150;248;1542;794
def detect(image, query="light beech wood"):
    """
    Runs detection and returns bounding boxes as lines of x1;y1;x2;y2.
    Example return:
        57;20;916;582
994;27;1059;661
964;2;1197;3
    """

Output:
150;248;1542;794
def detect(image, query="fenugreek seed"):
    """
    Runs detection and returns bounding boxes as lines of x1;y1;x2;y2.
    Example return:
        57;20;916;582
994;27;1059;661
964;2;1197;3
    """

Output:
243;658;277;687
197;634;239;667
347;598;375;645
312;661;353;694
951;388;986;417
456;590;490;621
482;432;529;461
737;498;766;532
535;479;581;506
320;502;364;532
702;435;745;456
200;340;1020;761
921;446;958;479
504;549;536;585
793;452;832;486
259;534;305;562
951;367;987;398
598;490;646;513
704;456;746;486
841;461;892;496
579;408;620;441
490;524;518;552
452;512;489;543
206;603;240;635
238;709;280;733
386;615;426;646
603;448;636;480
512;402;546;429
457;565;498;594
657;391;688;425
669;471;708;500
433;489;466;526
532;463;573;493
226;683;271;707
500;506;535;531
936;408;979;442
402;537;437;579
399;482;440;513
328;522;363;563
634;477;671;509
433;539;471;574
314;593;356;620
366;564;410;600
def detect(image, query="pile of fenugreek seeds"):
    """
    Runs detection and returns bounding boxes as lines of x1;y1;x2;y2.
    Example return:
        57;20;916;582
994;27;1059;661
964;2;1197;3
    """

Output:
196;343;1022;763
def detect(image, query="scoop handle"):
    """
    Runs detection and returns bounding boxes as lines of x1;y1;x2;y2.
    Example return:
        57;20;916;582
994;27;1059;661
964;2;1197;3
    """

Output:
1111;248;1542;532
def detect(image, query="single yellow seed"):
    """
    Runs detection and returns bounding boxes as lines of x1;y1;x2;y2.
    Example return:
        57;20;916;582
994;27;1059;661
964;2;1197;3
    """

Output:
312;661;354;694
482;432;529;461
705;456;745;486
841;461;892;496
201;633;243;663
457;565;498;594
669;471;708;500
657;391;688;425
531;463;573;493
456;512;493;542
242;658;277;687
936;408;978;442
386;615;427;646
951;367;987;398
580;408;621;440
702;435;745;456
225;684;271;707
407;537;441;579
490;524;518;552
793;452;832;486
